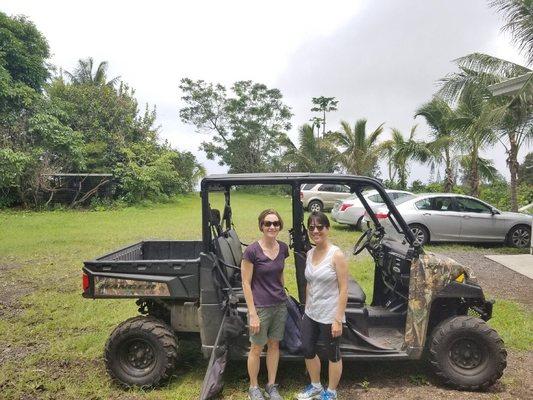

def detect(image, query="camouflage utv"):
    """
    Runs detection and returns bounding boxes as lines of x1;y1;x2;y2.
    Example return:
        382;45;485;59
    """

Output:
82;174;506;397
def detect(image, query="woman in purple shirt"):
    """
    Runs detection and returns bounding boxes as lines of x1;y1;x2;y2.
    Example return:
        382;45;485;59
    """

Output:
241;209;289;400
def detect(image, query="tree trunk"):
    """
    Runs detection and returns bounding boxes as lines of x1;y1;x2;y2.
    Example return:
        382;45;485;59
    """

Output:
470;146;480;197
444;147;454;192
507;133;519;212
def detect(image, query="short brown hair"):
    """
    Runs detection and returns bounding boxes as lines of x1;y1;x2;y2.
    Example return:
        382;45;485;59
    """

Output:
258;209;284;231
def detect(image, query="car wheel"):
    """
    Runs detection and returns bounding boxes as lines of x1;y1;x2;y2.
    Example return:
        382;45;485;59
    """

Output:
355;216;364;230
308;200;323;213
507;225;531;248
429;316;507;390
104;316;178;387
409;224;429;246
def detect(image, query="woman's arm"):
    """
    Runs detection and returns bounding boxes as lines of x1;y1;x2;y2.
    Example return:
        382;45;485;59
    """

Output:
241;258;260;334
332;250;349;338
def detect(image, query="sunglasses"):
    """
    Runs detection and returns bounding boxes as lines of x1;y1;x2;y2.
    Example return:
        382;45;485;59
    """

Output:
308;225;325;232
263;221;281;228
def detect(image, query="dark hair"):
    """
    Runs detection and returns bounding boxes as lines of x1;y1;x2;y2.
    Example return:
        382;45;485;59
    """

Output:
258;209;284;231
307;211;330;228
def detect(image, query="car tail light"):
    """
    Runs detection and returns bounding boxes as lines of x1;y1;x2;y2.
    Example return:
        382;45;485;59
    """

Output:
82;273;89;292
339;203;353;211
375;212;389;219
300;191;303;200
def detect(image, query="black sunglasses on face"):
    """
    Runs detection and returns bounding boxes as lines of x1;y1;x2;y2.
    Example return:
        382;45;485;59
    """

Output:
263;221;281;228
308;225;325;232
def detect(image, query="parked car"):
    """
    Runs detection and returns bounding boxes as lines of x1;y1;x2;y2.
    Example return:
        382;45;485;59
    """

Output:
332;190;413;229
300;182;352;212
368;193;532;248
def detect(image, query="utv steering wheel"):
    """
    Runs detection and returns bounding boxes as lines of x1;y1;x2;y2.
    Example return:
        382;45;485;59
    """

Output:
353;228;373;255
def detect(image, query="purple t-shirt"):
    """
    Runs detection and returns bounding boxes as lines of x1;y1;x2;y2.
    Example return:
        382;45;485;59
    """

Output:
243;240;289;307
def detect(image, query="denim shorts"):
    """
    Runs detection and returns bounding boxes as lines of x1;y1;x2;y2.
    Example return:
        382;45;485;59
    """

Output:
248;302;288;346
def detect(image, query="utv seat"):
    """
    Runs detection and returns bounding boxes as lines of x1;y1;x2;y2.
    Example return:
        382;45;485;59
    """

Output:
347;277;366;306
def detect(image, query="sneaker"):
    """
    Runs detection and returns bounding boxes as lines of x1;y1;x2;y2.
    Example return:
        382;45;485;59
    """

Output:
265;383;283;400
249;387;266;400
321;390;337;400
296;383;323;400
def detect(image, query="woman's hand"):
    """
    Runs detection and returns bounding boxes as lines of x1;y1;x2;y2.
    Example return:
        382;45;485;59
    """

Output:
249;313;261;335
331;320;343;338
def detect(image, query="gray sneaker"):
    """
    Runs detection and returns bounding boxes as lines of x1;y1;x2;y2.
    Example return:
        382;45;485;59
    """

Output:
265;383;283;400
296;383;324;400
249;387;266;400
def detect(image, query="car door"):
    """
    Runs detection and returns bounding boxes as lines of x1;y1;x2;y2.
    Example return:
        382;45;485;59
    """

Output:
454;197;505;241
416;196;462;240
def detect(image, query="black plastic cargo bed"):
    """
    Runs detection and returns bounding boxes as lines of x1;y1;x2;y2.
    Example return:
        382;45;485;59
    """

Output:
83;240;203;299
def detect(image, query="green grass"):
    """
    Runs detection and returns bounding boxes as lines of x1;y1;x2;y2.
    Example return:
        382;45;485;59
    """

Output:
0;192;530;399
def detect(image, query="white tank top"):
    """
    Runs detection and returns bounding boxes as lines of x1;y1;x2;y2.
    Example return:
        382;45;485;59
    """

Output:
304;244;345;324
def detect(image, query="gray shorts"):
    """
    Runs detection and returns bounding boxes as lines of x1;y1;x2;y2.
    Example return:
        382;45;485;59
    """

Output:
248;302;287;346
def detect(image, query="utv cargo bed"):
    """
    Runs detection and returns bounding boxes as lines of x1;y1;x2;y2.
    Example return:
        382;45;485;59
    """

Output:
83;240;203;299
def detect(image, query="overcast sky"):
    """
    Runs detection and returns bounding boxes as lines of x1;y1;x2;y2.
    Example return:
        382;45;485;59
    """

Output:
3;0;530;183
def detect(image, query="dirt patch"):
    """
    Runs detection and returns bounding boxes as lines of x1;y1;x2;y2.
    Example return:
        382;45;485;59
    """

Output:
336;350;532;400
441;251;533;306
0;261;34;319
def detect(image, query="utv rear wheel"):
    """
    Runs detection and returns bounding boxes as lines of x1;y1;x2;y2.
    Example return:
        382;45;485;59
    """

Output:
429;316;506;391
104;316;178;387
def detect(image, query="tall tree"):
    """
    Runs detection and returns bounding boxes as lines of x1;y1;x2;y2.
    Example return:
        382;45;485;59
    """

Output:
415;97;457;192
439;53;532;209
279;124;338;173
311;96;338;137
382;126;431;189
65;57;120;87
326;119;385;176
179;78;292;173
450;85;499;197
490;0;533;65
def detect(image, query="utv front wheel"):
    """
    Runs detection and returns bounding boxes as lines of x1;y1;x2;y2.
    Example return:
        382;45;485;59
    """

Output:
104;316;178;387
429;316;506;391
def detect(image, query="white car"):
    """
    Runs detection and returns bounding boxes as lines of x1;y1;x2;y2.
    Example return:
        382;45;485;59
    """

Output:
300;183;352;212
331;190;413;229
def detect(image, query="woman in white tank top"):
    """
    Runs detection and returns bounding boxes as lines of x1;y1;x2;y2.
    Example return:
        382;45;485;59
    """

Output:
296;211;348;400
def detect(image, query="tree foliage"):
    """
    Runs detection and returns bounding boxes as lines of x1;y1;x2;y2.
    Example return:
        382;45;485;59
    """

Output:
326;119;385;176
179;78;292;173
0;13;203;208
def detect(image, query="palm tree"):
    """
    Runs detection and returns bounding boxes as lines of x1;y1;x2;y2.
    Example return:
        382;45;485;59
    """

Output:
326;119;385;176
450;85;499;197
440;53;532;209
65;57;120;87
311;96;338;137
382;126;431;189
280;124;338;172
415;97;457;192
458;155;499;185
489;0;533;65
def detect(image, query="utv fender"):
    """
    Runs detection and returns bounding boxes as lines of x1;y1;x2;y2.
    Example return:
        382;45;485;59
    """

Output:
436;281;484;299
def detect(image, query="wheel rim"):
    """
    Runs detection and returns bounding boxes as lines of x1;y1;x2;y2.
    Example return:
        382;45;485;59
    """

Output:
449;338;486;371
511;228;530;248
309;202;321;212
119;338;156;377
410;227;425;245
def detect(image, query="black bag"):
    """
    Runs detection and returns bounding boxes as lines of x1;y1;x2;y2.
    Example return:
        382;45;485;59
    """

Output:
281;295;303;354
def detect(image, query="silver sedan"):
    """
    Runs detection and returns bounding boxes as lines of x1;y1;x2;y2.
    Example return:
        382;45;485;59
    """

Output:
372;193;532;248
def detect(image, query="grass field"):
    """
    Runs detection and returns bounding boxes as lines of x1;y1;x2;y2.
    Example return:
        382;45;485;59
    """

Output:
0;192;531;400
